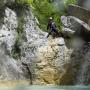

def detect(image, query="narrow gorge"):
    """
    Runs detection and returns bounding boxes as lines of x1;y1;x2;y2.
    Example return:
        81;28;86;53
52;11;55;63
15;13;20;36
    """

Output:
0;0;90;87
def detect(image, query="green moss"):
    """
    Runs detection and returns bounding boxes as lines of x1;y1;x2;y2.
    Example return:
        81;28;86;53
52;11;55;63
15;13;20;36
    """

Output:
11;5;27;59
11;35;21;59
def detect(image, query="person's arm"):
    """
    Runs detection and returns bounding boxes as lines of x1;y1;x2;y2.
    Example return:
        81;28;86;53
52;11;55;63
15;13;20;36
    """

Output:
47;23;49;30
53;22;57;28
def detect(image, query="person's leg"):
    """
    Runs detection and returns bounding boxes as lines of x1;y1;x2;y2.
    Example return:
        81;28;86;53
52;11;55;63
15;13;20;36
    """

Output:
56;30;59;36
47;31;52;38
53;29;59;37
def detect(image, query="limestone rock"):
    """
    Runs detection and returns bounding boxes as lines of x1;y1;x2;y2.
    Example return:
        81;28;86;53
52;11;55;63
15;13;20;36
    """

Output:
0;6;26;81
21;11;73;84
61;15;90;41
62;27;75;37
0;7;17;53
35;67;58;84
0;1;74;85
0;45;24;80
61;16;90;32
32;37;73;85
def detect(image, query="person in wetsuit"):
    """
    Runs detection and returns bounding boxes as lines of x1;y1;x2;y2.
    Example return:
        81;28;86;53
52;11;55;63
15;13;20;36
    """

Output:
47;17;59;38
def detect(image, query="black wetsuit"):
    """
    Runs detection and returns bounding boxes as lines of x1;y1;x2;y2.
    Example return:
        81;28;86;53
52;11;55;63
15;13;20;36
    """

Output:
47;20;58;38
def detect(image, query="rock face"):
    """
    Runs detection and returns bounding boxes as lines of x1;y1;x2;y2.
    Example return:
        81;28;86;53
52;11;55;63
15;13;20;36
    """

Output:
0;45;24;80
0;5;74;85
34;38;70;84
70;43;90;85
61;5;90;85
0;2;90;86
0;6;25;80
0;7;17;53
21;10;73;85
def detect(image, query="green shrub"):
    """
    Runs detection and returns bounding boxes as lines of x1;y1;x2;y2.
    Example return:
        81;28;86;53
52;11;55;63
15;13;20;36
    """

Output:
14;0;77;32
11;34;21;59
15;0;33;4
32;0;77;32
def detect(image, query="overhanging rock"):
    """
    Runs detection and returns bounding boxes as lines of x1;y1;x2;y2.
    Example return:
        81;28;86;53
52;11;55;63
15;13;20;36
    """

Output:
61;16;90;41
67;5;90;24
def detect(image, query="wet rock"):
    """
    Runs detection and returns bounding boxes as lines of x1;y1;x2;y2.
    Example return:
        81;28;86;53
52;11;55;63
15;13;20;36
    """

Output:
32;37;72;85
59;63;75;85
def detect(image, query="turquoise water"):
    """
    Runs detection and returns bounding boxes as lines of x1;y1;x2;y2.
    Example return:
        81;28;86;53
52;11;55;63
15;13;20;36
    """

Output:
0;86;90;90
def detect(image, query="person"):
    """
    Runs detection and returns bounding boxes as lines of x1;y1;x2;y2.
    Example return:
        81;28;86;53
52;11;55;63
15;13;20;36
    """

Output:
47;17;59;38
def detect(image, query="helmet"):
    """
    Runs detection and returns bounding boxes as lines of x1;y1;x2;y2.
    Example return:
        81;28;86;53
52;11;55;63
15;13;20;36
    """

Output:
49;17;53;20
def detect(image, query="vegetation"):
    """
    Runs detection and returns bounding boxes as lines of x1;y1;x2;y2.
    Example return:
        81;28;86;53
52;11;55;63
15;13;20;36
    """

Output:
32;0;62;31
15;0;33;6
15;0;77;32
32;0;77;32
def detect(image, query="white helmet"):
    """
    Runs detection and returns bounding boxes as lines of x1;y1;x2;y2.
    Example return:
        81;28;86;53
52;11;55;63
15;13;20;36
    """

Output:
49;17;53;20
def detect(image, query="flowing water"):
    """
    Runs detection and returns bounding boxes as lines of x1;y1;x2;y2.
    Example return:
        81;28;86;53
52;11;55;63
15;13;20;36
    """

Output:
0;86;90;90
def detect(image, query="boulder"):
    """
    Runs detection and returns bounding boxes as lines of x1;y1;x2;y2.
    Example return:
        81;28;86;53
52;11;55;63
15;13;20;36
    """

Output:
61;27;75;38
61;16;90;31
67;5;90;24
61;16;90;41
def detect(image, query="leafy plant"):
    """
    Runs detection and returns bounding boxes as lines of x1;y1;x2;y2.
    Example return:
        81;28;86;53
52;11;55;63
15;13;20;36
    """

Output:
32;0;77;32
13;0;77;32
14;0;77;32
11;35;21;59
